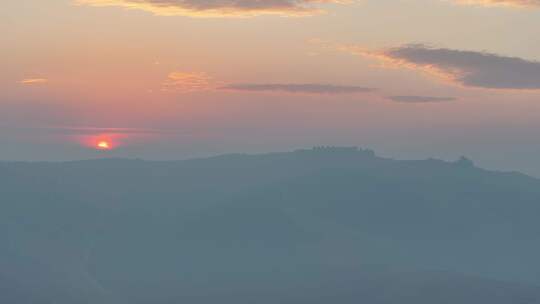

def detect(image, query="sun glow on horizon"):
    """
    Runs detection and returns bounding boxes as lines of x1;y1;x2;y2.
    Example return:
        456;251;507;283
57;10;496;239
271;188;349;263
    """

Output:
97;141;111;150
77;130;155;152
81;134;119;151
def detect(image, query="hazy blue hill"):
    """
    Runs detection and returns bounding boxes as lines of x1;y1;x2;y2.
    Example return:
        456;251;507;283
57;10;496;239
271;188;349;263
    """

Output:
0;275;42;304
2;147;540;303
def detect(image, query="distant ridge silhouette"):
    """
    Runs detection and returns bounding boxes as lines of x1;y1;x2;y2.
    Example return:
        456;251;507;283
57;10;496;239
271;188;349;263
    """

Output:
1;147;540;303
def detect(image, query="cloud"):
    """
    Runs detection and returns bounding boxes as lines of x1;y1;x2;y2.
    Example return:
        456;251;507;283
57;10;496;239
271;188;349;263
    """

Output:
19;78;48;85
162;72;214;92
452;0;540;8
221;83;376;94
344;44;540;90
77;0;350;17
163;71;375;95
387;95;456;103
163;71;443;103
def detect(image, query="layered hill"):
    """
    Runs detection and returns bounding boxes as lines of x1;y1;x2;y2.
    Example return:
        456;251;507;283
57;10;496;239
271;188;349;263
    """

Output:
2;147;540;303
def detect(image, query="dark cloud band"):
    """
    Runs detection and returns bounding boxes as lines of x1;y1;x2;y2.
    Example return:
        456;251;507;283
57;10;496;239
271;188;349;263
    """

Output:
387;95;456;103
78;0;348;17
221;83;376;94
346;44;540;90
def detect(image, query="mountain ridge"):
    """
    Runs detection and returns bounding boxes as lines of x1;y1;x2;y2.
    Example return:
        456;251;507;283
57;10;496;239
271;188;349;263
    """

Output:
2;147;540;303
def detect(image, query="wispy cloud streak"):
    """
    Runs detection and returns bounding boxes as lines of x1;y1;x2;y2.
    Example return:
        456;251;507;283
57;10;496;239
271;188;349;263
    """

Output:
453;0;540;8
19;78;48;85
162;72;214;92
343;44;540;90
221;83;376;94
387;95;457;103
77;0;350;17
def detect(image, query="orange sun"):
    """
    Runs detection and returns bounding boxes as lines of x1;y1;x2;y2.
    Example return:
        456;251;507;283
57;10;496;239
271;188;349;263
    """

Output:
96;141;111;150
81;134;122;151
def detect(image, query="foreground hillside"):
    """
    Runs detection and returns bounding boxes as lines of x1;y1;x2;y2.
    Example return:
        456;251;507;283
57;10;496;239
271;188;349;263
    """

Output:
1;147;540;303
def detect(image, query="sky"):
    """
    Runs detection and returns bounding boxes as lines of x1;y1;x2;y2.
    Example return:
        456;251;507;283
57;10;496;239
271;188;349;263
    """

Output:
2;0;540;175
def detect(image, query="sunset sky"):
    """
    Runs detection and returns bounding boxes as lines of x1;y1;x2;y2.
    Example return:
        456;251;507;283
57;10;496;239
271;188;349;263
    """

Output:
3;0;540;175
